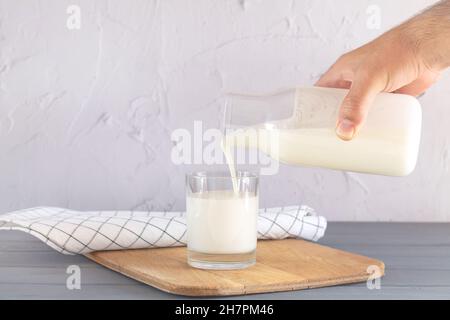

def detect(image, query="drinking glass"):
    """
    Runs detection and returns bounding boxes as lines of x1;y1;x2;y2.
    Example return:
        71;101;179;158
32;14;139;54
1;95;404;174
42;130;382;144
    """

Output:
186;171;259;270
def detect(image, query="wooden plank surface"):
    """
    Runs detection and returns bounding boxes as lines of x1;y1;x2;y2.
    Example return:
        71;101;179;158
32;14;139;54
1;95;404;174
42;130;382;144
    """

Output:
85;239;384;296
1;222;450;299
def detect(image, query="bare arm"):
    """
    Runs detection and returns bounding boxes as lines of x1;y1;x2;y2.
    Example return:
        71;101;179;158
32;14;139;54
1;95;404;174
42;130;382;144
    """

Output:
316;0;450;140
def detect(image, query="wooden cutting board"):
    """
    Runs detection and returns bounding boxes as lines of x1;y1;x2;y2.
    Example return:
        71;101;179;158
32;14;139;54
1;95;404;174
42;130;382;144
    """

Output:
85;239;384;296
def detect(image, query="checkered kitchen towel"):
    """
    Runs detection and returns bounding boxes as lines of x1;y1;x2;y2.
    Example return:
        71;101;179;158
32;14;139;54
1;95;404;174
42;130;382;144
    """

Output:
0;206;327;255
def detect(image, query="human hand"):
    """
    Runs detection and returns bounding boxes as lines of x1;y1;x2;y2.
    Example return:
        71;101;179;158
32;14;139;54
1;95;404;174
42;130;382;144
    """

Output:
316;31;440;140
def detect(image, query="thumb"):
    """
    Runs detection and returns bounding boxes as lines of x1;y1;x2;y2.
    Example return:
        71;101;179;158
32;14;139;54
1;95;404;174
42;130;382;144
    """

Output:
336;68;386;141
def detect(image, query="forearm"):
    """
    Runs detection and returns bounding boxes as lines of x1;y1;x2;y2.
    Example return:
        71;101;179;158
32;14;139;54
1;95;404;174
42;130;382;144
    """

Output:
400;0;450;70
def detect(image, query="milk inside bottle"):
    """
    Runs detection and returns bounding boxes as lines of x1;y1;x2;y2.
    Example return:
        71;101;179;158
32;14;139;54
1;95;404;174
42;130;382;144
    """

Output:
222;87;422;177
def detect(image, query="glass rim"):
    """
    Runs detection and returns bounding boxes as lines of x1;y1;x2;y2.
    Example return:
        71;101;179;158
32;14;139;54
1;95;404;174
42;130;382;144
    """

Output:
186;171;258;180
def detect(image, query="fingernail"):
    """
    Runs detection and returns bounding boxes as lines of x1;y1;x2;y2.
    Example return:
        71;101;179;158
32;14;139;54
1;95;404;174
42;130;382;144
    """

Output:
336;119;355;141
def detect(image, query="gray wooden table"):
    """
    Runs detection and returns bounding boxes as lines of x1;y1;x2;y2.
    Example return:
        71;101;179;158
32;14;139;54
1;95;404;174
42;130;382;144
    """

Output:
1;222;449;299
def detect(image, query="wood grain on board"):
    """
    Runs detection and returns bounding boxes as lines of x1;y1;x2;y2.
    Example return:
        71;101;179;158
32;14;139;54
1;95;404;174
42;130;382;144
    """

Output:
86;239;384;296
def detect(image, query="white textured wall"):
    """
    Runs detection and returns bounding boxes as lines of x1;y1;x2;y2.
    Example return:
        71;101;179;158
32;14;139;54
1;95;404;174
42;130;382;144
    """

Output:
1;0;449;221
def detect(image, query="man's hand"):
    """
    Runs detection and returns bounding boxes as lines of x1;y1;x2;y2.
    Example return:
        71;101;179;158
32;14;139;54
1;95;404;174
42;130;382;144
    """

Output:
316;1;450;141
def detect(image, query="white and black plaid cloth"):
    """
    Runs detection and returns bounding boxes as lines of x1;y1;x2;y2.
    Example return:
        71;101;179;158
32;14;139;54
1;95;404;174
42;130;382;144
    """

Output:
0;206;327;255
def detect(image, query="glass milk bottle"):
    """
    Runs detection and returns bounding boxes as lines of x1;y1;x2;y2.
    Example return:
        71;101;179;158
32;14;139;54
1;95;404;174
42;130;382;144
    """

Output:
222;86;422;176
